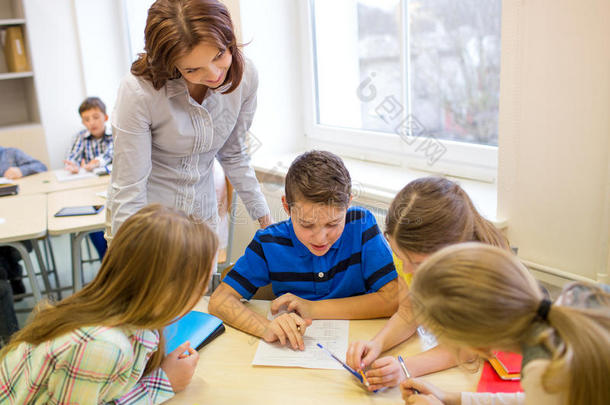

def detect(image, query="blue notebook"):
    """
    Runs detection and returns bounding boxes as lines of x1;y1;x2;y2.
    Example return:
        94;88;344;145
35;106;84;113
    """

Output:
164;310;225;354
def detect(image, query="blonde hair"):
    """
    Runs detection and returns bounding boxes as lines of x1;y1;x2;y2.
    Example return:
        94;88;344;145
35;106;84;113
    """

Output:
411;243;610;405
1;204;218;374
385;177;509;253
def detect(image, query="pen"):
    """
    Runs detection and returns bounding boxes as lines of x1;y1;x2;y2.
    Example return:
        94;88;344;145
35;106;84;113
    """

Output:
317;343;378;392
397;355;420;394
317;343;361;380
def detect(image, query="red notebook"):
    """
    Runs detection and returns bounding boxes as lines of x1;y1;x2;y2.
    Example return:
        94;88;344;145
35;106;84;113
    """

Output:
477;361;523;393
493;351;522;374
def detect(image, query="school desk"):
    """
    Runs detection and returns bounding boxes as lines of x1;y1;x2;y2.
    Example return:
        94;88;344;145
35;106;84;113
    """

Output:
166;298;481;404
0;193;49;302
13;169;109;196
47;185;107;292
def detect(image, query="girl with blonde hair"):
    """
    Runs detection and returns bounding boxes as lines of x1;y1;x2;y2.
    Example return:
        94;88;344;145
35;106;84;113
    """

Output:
0;204;218;403
401;242;610;405
347;176;510;390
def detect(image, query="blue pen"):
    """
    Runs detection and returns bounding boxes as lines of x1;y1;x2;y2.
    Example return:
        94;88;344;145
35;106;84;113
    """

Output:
397;355;420;394
316;343;378;392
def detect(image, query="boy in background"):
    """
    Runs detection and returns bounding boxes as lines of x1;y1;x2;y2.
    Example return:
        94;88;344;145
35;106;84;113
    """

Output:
63;97;113;173
209;151;397;350
64;97;113;258
0;145;47;345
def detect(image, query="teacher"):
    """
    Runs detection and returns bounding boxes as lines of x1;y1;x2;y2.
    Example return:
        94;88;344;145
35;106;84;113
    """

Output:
107;0;271;238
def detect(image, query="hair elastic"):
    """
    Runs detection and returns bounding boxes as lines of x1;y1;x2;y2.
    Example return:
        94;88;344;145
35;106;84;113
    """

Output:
536;298;552;321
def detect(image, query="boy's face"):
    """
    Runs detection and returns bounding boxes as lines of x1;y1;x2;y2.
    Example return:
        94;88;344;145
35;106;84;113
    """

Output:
81;107;108;138
387;236;429;274
282;197;348;256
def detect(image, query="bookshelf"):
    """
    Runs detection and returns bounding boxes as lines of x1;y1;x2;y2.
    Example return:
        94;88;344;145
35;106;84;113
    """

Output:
0;0;47;166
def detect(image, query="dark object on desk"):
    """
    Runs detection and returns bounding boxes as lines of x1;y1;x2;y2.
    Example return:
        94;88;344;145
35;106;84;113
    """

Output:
165;310;225;353
54;205;104;217
0;183;18;197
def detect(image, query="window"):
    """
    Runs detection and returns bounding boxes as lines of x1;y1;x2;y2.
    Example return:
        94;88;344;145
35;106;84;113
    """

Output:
302;0;502;181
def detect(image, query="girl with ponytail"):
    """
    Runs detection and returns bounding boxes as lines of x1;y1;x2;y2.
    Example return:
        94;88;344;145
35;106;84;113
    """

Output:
401;243;610;405
347;177;510;391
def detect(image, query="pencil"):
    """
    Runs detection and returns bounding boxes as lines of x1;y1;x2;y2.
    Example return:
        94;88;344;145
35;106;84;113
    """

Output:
358;369;370;387
397;356;419;394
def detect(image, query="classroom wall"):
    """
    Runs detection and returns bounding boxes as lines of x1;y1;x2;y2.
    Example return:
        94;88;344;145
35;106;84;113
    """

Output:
238;0;305;156
23;0;129;169
497;0;610;282
23;0;86;169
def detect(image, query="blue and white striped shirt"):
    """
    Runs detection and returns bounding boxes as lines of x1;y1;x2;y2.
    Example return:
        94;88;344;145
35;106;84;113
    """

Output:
224;206;397;300
66;128;114;167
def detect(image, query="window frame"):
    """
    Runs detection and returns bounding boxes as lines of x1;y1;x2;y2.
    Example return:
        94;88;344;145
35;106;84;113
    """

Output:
299;0;499;183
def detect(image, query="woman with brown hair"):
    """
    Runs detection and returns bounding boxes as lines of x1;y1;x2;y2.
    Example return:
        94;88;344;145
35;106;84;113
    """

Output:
0;204;218;403
108;0;271;238
402;243;610;405
347;176;510;391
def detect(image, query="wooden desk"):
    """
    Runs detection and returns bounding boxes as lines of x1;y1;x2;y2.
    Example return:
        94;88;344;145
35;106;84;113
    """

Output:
14;170;109;196
47;185;107;291
0;194;48;301
167;299;480;404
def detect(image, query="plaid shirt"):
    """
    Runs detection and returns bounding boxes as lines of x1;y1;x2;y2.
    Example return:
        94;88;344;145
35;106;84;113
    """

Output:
0;326;174;404
66;128;114;167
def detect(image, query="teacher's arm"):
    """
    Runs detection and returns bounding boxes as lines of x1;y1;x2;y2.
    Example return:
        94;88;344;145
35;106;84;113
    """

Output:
216;64;271;228
107;76;153;237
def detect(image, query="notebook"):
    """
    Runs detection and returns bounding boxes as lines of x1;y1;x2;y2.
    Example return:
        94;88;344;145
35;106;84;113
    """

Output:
489;357;520;380
493;351;522;374
0;179;18;197
164;310;225;354
477;361;523;393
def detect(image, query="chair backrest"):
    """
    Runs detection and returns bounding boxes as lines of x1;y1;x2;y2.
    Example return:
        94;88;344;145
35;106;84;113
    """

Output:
0;125;50;168
220;264;276;300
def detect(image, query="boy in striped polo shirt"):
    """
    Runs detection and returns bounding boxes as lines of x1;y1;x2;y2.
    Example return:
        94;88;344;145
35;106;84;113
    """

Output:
209;151;398;351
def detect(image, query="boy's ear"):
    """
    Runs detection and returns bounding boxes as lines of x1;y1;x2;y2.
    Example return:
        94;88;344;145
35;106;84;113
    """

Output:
281;196;290;216
348;194;353;205
104;114;109;122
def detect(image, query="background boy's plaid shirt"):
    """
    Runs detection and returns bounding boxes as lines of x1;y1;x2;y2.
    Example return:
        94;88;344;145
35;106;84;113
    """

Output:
66;129;114;167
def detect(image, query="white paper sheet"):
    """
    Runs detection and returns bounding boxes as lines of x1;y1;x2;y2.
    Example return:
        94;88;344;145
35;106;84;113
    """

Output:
252;313;349;370
54;168;96;182
0;177;15;185
417;325;438;351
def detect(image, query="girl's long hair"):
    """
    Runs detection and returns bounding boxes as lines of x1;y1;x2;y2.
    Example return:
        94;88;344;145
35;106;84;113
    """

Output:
131;0;244;91
1;204;218;374
385;177;509;253
411;243;610;405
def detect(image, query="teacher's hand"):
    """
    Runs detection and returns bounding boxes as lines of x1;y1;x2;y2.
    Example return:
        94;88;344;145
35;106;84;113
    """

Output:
258;214;272;229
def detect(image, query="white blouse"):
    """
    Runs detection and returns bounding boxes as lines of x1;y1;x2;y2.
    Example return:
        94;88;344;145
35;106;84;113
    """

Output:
107;58;270;235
